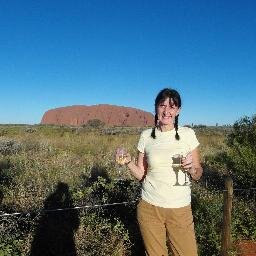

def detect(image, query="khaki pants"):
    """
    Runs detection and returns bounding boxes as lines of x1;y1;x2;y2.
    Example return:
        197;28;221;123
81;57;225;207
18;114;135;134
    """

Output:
137;200;198;256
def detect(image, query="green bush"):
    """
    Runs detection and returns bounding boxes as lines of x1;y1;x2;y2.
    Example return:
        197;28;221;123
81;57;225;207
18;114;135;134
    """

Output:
192;188;223;256
203;114;256;188
226;115;256;187
85;119;105;128
232;199;256;240
75;213;132;256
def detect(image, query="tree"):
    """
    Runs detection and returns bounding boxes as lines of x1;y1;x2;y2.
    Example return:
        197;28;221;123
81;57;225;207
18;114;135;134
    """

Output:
85;119;105;128
226;115;256;187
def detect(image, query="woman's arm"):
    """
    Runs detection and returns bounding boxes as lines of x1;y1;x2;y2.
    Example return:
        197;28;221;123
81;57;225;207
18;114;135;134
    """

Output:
189;147;203;181
125;152;147;181
182;147;203;181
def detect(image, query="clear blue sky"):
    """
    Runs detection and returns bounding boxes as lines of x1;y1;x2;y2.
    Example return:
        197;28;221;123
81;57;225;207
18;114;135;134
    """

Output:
1;0;255;125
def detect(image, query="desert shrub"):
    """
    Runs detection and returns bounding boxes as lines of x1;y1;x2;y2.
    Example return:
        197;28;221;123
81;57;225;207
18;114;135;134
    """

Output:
194;124;207;129
72;172;143;255
0;139;22;156
0;215;33;256
85;119;105;128
73;170;141;223
232;199;256;240
0;240;21;256
202;115;256;188
192;187;223;256
100;127;144;135
226;115;256;187
227;115;256;147
75;212;131;256
24;126;37;133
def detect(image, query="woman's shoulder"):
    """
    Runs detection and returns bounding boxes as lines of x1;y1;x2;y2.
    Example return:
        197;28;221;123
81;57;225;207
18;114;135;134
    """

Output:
178;126;196;134
140;128;154;137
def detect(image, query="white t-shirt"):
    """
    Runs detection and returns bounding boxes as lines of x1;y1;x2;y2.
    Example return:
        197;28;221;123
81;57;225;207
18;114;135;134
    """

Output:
137;126;200;208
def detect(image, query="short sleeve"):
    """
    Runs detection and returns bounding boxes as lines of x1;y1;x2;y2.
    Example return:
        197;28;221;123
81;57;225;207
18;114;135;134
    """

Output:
137;131;146;153
188;128;200;151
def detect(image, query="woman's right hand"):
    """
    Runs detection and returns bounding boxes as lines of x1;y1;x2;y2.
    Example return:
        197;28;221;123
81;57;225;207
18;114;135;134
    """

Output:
115;147;131;165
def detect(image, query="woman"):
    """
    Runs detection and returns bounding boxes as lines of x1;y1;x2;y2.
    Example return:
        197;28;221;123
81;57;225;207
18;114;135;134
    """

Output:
116;88;203;256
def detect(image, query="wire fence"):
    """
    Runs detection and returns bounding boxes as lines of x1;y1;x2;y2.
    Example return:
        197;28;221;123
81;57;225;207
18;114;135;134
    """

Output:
0;200;139;218
0;185;255;219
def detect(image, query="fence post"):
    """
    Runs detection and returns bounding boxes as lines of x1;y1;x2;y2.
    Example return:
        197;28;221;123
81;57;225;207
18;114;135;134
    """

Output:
221;176;233;256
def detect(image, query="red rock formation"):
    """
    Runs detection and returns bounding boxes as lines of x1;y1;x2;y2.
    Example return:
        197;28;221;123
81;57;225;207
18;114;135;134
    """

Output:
41;104;154;127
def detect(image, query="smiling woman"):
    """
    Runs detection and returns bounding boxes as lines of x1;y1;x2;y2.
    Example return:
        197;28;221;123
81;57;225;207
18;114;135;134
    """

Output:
115;87;203;256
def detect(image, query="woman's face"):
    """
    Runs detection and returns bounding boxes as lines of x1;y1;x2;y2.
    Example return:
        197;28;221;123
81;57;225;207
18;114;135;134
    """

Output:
157;97;180;128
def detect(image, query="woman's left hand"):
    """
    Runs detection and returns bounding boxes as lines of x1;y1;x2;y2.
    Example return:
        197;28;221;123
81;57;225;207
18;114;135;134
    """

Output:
182;150;203;180
182;153;197;176
181;153;193;170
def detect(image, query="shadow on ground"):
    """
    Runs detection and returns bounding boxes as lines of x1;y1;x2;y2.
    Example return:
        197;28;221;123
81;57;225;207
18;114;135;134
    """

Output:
30;182;80;256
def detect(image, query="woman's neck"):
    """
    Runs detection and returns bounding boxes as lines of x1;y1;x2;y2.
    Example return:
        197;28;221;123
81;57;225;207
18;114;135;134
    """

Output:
158;123;175;132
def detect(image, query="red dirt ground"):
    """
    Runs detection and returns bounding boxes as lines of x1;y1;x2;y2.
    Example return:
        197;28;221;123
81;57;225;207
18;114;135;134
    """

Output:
235;241;256;256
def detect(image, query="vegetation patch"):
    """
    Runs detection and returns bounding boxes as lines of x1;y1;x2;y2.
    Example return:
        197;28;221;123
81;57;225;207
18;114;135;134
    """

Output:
0;118;255;255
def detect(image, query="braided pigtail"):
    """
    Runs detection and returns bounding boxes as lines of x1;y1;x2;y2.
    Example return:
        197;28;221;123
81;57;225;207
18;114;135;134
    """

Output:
174;115;180;140
151;114;158;139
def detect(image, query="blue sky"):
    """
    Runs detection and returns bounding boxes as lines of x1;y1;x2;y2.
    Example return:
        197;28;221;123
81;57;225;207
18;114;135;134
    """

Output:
0;0;255;125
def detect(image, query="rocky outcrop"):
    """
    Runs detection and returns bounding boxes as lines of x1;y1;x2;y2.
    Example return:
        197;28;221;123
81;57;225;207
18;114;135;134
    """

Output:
41;104;154;127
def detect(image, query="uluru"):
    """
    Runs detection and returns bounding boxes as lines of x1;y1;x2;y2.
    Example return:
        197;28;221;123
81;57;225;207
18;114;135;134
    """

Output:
41;104;154;127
